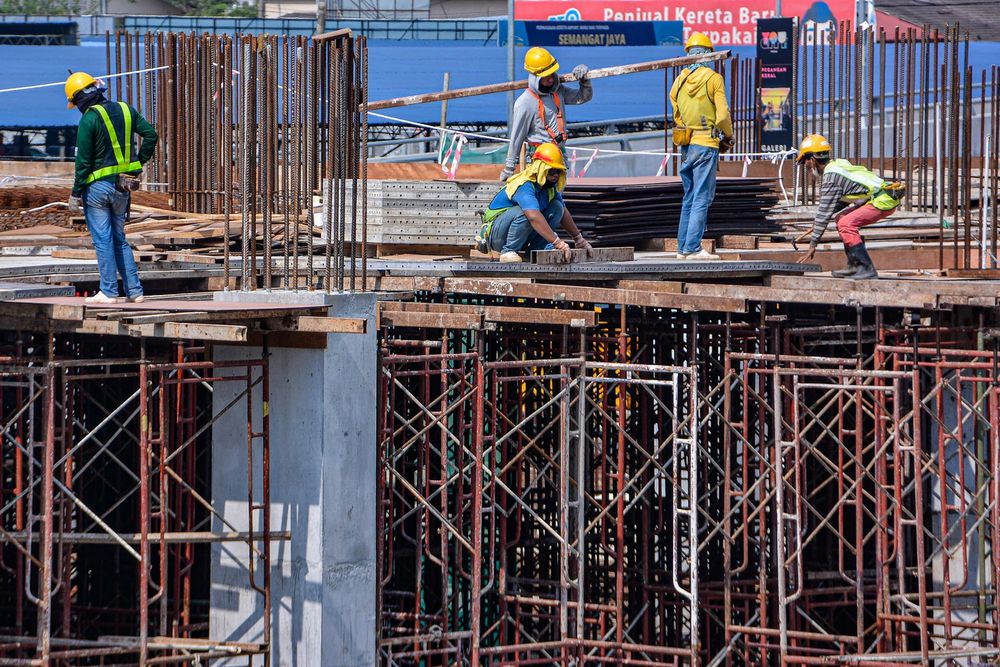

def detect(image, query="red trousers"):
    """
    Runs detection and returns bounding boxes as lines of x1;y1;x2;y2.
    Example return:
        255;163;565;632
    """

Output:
836;204;894;247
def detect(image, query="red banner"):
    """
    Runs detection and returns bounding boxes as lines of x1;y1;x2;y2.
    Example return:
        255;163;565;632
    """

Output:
514;1;910;46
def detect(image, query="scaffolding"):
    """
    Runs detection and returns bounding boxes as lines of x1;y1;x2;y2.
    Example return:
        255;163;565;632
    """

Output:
377;298;999;666
0;334;272;666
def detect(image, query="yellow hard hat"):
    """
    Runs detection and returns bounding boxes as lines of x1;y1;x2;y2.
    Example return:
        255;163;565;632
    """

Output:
65;71;98;109
796;133;832;163
531;142;567;171
524;47;559;77
685;32;714;52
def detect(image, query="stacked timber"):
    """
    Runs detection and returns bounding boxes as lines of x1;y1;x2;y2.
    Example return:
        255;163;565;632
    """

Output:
562;177;781;245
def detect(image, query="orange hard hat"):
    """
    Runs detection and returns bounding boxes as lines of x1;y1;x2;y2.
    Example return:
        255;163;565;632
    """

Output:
531;142;567;171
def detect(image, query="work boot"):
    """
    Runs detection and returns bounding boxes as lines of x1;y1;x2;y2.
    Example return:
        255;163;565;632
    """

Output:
848;243;878;280
831;246;861;277
498;251;523;263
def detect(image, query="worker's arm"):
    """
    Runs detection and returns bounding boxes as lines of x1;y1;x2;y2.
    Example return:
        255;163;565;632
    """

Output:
133;107;159;166
524;208;573;261
562;64;593;105
502;97;531;179
709;74;733;138
72;112;99;197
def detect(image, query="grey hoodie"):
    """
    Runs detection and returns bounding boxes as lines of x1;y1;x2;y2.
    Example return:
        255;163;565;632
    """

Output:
503;73;593;175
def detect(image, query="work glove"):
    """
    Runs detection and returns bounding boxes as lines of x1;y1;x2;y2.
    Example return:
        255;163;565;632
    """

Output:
67;195;83;214
552;238;573;263
572;233;594;258
572;64;590;81
499;168;514;182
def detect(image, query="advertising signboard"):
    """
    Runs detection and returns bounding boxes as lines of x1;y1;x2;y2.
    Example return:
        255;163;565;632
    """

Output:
756;16;795;152
498;19;684;46
515;0;861;46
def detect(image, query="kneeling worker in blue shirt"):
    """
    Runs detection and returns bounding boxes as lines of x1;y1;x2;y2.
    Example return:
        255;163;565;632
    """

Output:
476;143;593;263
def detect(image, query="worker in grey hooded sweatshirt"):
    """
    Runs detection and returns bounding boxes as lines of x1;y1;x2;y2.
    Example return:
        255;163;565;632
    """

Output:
500;47;593;181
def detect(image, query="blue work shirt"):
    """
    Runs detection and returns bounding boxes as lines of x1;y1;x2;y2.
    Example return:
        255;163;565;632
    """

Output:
488;181;562;212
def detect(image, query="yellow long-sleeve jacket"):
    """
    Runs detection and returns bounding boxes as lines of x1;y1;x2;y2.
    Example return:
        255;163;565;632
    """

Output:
669;66;733;150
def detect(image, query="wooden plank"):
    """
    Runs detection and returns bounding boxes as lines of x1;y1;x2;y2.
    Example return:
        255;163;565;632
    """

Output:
380;301;597;327
380;310;483;330
717;235;759;250
0;302;84;322
614;280;684;293
117;307;320;325
295;316;367;334
531;247;635;265
160;322;248;342
684;282;941;309
661;238;716;252
443;278;745;313
943;268;1000;279
767;274;1000;300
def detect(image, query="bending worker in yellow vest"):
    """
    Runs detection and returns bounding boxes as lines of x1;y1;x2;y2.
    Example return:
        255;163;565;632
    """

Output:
669;32;733;260
65;72;158;304
477;143;593;263
501;47;593;181
796;134;905;279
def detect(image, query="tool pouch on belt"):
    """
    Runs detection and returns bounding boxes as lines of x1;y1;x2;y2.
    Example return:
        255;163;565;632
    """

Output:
672;127;693;147
872;181;905;210
116;173;142;193
475;208;505;254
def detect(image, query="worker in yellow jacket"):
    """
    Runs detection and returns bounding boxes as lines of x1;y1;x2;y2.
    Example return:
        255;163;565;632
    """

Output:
669;32;733;260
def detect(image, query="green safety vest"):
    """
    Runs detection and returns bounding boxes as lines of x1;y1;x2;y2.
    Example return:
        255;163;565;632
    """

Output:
84;101;143;185
824;158;900;211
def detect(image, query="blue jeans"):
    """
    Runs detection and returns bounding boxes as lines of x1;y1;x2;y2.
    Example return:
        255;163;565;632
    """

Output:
677;144;719;254
84;179;143;298
488;199;565;254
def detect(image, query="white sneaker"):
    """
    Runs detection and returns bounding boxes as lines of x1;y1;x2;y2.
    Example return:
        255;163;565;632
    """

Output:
687;248;721;260
498;251;523;263
84;292;124;304
128;295;145;303
676;252;690;259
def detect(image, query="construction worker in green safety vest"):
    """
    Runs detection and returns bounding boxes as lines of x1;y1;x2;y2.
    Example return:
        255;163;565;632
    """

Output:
795;134;905;279
66;71;158;304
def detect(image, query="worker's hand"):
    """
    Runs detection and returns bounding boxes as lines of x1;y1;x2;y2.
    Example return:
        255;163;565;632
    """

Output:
572;64;590;81
499;168;513;182
553;238;573;263
719;135;735;154
67;195;83;214
572;233;594;257
797;243;817;264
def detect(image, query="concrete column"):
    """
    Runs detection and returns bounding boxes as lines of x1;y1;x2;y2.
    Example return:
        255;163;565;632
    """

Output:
210;291;377;666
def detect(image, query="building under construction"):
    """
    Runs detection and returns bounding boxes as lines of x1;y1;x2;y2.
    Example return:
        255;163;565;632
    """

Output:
0;20;998;667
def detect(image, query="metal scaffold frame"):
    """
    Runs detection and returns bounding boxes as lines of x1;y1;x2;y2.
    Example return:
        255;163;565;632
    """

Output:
0;335;272;666
376;298;998;666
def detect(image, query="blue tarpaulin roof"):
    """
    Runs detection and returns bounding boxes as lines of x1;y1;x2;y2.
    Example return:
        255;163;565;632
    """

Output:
3;40;1000;127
